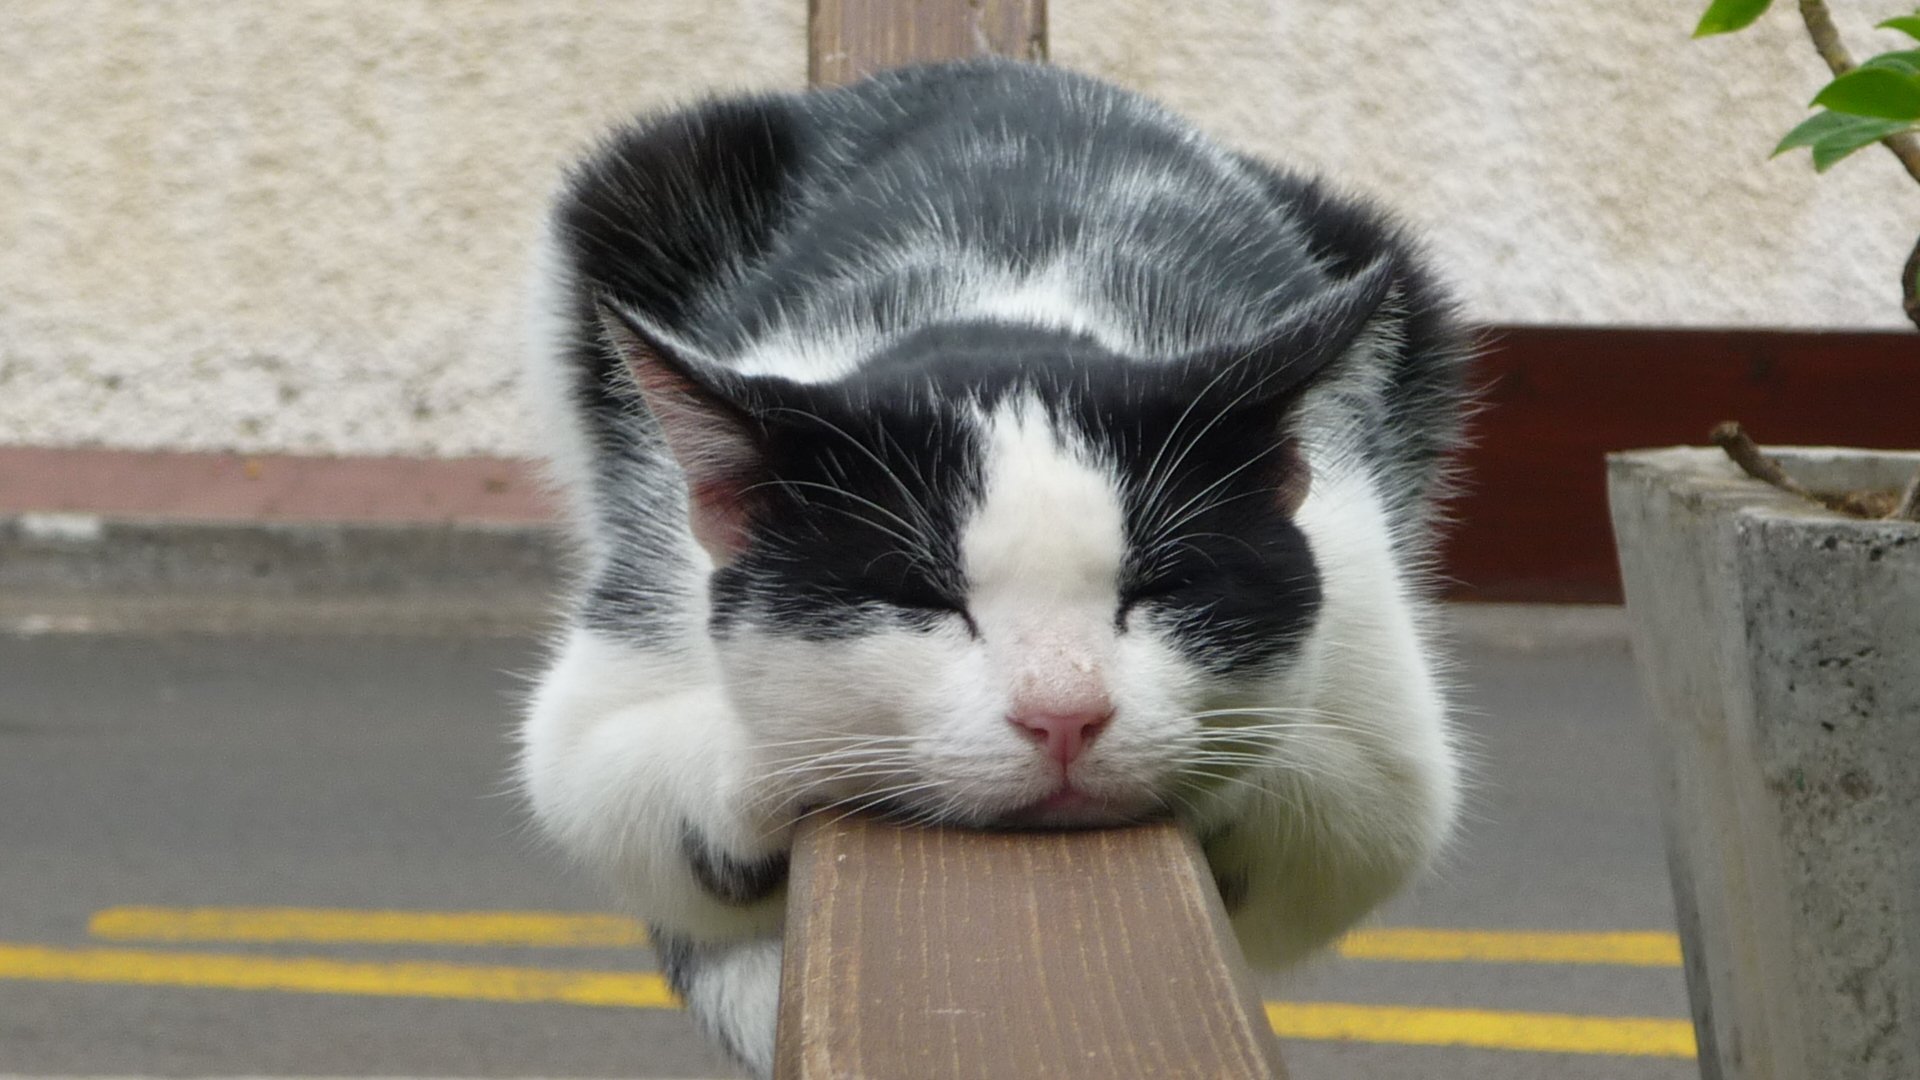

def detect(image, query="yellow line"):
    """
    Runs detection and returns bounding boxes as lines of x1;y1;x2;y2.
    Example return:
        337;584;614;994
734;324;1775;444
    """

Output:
89;908;1680;970
1337;928;1681;967
88;906;650;947
0;942;676;1008
1267;1001;1696;1058
3;941;1692;1058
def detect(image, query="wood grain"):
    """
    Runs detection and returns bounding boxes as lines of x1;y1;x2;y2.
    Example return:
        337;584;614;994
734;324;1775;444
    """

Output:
808;0;1046;86
774;815;1285;1079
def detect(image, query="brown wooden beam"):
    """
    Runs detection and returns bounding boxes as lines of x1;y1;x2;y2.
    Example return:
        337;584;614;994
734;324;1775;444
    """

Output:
808;0;1046;86
774;814;1286;1079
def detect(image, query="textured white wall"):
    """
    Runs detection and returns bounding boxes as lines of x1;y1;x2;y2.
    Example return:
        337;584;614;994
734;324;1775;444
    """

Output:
1;0;1913;456
1057;1;1919;329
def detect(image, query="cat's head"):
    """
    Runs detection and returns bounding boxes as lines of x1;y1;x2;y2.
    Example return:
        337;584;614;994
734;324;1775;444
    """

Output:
600;259;1392;830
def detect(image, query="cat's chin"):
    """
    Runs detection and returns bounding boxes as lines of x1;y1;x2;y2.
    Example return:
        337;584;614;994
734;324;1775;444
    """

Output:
842;786;1159;830
991;787;1161;830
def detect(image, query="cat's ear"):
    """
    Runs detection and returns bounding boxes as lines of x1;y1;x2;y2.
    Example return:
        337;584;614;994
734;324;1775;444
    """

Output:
1235;253;1398;406
596;300;764;564
1186;255;1399;516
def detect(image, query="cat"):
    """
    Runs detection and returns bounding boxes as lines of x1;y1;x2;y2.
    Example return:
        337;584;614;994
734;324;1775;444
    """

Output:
517;58;1470;1077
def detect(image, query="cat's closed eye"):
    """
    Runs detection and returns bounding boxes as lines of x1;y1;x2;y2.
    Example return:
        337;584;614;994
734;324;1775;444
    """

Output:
1115;577;1189;629
882;590;978;636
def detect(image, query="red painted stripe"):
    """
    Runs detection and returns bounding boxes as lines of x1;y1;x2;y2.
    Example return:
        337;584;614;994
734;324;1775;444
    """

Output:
0;446;551;524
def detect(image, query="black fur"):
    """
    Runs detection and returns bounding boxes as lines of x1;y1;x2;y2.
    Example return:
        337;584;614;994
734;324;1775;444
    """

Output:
680;821;790;906
547;61;1471;658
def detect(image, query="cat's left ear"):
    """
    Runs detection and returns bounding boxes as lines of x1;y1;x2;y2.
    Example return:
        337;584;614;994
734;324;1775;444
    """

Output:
596;300;766;564
1187;254;1399;516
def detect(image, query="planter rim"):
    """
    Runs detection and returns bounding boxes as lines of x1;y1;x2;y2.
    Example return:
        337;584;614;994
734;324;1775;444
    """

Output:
1607;446;1920;529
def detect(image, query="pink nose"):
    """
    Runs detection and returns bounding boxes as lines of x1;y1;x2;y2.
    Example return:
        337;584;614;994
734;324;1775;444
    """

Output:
1009;709;1113;767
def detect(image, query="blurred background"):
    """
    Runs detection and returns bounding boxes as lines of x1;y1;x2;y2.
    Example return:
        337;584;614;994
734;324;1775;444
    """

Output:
1;1;1912;458
1;2;1913;1079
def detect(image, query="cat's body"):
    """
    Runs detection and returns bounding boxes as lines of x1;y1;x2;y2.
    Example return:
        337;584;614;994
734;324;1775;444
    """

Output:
519;60;1470;1076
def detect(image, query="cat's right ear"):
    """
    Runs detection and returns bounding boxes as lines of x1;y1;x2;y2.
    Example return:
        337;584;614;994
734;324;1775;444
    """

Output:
596;301;764;565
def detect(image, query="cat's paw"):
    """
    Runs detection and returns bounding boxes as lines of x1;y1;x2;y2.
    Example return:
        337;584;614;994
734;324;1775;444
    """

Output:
679;815;791;908
655;933;783;1079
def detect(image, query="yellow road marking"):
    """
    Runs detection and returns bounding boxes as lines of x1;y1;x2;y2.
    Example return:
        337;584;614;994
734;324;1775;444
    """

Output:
1337;928;1681;967
88;907;650;947
1267;1001;1695;1058
3;941;1693;1058
91;907;1682;968
0;942;676;1008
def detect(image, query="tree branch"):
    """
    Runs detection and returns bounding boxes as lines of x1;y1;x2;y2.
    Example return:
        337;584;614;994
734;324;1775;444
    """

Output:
1713;422;1814;499
1906;231;1920;332
1895;468;1920;522
1712;422;1905;518
1798;1;1920;331
1791;3;1920;505
1797;0;1857;76
1798;0;1920;186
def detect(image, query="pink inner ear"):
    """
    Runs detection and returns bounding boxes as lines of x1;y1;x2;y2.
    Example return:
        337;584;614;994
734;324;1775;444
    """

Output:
646;385;762;561
685;475;755;561
644;383;763;563
603;308;765;563
1274;439;1310;516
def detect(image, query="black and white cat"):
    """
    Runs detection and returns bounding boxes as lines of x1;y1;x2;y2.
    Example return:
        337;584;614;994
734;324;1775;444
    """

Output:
518;59;1470;1076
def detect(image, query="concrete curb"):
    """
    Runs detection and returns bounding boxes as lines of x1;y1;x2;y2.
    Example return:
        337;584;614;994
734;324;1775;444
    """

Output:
0;510;1629;642
0;513;566;635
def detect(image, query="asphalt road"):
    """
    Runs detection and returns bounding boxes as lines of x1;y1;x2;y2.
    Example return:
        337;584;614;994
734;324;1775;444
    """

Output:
0;617;1693;1079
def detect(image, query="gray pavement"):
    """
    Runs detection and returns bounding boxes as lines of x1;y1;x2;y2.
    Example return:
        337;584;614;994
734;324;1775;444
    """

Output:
0;613;1693;1079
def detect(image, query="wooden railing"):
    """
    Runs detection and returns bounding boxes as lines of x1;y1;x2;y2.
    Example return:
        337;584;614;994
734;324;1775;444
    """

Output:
808;0;1046;85
771;4;1289;1075
774;816;1287;1078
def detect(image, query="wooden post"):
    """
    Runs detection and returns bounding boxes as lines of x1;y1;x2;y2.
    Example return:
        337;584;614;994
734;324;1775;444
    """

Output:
774;815;1287;1079
808;0;1046;86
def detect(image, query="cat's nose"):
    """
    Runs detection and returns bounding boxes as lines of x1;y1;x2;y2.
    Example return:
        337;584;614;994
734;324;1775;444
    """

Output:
1008;708;1113;767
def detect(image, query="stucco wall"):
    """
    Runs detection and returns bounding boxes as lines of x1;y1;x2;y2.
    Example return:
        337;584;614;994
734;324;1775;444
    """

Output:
2;1;1913;456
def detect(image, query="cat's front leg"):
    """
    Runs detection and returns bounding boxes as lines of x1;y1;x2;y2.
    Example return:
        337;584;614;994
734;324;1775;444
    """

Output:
1203;687;1458;969
653;933;784;1078
519;626;791;942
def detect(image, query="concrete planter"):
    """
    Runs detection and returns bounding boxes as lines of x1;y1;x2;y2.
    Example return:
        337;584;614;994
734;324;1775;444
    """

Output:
1607;447;1920;1080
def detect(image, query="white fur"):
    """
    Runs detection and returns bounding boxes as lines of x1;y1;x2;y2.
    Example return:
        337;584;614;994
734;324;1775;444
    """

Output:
517;222;604;558
678;938;783;1077
728;255;1140;383
960;260;1135;354
519;627;787;941
1218;441;1459;962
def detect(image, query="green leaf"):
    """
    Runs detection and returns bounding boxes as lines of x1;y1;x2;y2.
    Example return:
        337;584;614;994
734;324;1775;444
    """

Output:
1694;0;1772;37
1877;15;1920;42
1811;65;1920;119
1773;110;1895;152
1861;50;1920;75
1810;122;1915;171
1774;111;1914;170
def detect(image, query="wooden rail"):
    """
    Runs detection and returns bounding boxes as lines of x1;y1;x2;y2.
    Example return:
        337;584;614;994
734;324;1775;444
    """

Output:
779;4;1289;1075
774;815;1287;1079
808;0;1046;85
